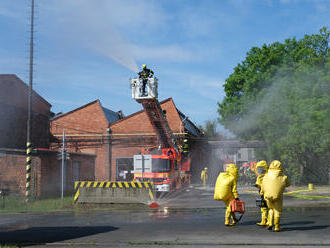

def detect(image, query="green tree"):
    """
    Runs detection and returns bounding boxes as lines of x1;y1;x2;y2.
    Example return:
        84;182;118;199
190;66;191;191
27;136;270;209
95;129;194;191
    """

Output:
218;28;330;184
198;120;225;139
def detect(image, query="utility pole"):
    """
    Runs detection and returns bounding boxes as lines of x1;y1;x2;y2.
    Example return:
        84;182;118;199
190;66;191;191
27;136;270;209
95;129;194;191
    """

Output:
26;0;35;202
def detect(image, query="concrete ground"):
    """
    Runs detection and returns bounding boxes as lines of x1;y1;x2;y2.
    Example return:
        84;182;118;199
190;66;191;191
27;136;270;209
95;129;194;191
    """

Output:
1;184;330;248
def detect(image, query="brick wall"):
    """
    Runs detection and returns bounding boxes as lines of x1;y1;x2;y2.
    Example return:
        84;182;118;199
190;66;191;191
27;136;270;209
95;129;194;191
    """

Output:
39;152;95;197
51;100;109;181
0;149;95;198
79;146;110;181
0;152;41;196
0;75;51;149
51;100;108;135
0;102;50;149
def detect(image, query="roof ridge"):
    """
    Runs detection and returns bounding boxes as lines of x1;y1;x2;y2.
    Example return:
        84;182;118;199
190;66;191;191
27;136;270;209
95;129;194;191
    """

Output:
109;97;173;126
51;99;99;120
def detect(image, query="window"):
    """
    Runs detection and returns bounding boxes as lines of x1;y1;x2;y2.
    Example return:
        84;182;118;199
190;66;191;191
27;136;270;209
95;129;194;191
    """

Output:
116;158;134;181
152;158;170;172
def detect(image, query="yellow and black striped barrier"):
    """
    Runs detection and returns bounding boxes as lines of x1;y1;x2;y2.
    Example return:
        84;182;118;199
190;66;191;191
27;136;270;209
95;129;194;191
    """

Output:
74;181;154;204
25;142;32;201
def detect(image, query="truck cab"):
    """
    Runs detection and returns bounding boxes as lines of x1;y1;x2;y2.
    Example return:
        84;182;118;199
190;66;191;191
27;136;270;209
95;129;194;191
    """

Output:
133;148;180;192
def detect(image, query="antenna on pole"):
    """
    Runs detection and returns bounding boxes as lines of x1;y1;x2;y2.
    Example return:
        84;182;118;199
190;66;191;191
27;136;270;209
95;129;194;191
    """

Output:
26;0;35;202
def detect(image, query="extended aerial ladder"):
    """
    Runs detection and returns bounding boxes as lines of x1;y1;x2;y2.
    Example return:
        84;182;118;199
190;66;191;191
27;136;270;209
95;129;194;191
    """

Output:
130;78;178;152
130;77;190;192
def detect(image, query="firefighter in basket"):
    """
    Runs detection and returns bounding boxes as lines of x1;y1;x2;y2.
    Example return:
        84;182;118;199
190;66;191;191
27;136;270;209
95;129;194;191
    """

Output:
138;64;154;96
261;160;290;232
254;160;269;226
214;163;239;226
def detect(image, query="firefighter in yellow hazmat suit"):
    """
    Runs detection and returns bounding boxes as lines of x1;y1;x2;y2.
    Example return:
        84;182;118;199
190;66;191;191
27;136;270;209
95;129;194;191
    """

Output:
254;160;268;226
261;160;290;232
214;163;239;226
200;167;208;187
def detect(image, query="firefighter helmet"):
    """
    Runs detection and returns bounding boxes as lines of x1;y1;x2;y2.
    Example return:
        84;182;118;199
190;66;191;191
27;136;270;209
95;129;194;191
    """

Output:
142;64;146;69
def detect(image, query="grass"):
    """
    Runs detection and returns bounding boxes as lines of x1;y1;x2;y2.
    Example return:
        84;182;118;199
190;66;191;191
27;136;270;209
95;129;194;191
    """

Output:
0;196;75;214
285;185;330;200
290;194;330;200
0;196;149;214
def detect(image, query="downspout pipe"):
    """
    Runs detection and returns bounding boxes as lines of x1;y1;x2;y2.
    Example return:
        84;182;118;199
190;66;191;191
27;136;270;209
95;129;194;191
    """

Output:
107;128;112;180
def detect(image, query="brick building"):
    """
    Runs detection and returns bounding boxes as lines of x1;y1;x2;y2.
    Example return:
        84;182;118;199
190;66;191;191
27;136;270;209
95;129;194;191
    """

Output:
50;98;203;181
50;100;122;180
0;74;95;197
0;74;51;149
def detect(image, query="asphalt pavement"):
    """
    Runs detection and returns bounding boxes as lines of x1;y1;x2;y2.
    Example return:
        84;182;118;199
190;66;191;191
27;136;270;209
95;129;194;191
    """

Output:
1;184;330;248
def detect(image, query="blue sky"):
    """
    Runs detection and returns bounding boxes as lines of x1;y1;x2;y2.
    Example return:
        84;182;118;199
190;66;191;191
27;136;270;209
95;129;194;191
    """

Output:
0;0;329;129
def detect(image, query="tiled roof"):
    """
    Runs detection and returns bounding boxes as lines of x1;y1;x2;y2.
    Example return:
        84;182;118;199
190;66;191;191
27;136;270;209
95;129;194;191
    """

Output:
178;110;203;137
102;107;120;124
51;99;120;124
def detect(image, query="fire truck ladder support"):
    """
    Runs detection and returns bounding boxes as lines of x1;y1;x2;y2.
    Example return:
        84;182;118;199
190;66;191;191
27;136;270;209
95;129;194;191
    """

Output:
141;99;179;152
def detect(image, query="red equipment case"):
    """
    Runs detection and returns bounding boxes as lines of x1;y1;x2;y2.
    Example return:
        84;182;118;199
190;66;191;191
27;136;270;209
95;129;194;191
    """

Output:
230;199;246;214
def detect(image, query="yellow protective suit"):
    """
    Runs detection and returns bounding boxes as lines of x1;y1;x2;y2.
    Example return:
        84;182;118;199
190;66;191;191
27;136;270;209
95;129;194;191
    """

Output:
200;168;208;187
255;160;268;226
261;160;290;232
214;163;239;226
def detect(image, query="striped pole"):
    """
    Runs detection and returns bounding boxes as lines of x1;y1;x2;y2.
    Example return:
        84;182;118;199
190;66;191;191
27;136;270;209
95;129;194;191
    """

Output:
25;142;32;200
26;0;35;202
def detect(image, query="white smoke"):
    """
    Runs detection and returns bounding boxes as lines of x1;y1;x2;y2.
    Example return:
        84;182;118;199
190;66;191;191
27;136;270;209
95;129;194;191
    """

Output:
226;75;285;135
87;24;139;73
42;0;139;73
